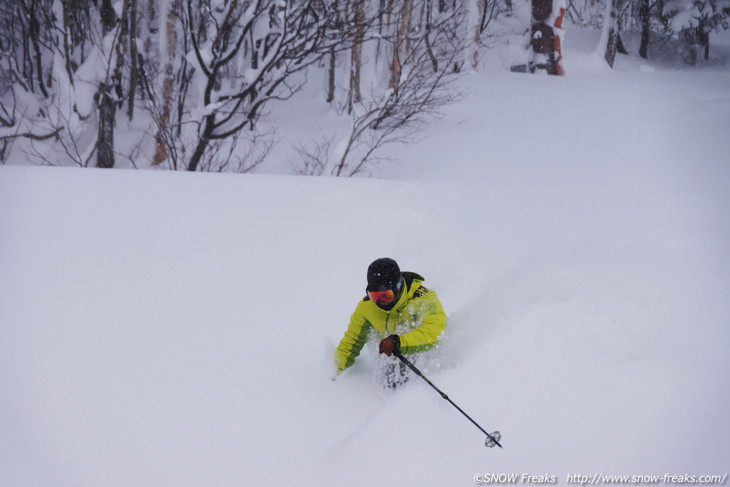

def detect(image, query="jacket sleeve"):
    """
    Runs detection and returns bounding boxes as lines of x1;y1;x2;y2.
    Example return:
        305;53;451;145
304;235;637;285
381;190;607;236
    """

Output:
398;290;446;354
335;305;373;373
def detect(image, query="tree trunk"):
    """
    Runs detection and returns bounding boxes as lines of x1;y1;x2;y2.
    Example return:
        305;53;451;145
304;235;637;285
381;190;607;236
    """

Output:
96;0;117;168
699;21;710;60
375;0;386;65
187;114;215;172
60;0;76;86
605;27;617;68
327;48;336;104
390;0;413;89
28;3;50;97
348;0;365;113
424;0;439;72
144;0;158;61
96;85;116;168
152;0;180;166
616;10;628;55
598;0;622;68
128;0;138;120
639;0;650;59
473;0;486;69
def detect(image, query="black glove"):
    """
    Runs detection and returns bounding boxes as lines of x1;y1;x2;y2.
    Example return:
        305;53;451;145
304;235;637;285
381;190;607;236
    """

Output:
378;334;400;356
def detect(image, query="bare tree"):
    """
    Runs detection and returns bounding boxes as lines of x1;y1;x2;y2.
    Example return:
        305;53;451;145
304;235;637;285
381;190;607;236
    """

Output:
0;0;155;167
197;127;277;173
0;86;65;159
182;0;344;172
0;0;79;162
296;0;466;177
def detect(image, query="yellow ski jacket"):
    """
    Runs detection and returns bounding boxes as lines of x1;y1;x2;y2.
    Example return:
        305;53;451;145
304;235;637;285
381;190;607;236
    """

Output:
335;272;447;374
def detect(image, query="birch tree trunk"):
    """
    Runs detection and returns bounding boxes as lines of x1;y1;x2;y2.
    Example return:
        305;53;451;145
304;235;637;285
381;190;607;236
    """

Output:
597;0;622;68
96;0;117;168
348;0;365;114
473;0;486;69
152;0;180;166
390;0;414;89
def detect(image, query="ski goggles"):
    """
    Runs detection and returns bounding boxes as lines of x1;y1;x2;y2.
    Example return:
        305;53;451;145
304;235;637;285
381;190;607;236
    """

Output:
368;289;396;306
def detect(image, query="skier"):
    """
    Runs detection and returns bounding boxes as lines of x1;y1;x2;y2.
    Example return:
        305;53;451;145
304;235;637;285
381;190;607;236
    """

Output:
334;258;447;389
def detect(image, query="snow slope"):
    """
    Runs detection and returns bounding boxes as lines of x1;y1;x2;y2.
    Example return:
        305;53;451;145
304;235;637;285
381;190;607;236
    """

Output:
2;28;730;487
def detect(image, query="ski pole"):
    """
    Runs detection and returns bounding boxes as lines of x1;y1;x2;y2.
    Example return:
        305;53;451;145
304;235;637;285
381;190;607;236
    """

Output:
393;351;503;448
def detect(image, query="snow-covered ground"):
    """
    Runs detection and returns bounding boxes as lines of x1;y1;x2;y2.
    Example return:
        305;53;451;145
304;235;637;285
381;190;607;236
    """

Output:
1;26;729;487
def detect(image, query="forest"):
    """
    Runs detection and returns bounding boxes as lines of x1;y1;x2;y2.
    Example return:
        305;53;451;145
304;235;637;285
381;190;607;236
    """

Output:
1;0;728;174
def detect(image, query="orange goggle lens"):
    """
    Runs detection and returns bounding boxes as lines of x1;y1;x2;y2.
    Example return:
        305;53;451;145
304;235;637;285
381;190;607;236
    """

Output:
368;289;395;305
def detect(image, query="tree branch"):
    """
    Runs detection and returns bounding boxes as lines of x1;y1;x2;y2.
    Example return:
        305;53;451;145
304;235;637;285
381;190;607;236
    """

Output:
0;126;65;141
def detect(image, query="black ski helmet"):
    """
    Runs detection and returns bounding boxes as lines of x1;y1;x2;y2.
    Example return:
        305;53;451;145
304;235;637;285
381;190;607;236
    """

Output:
367;258;402;292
